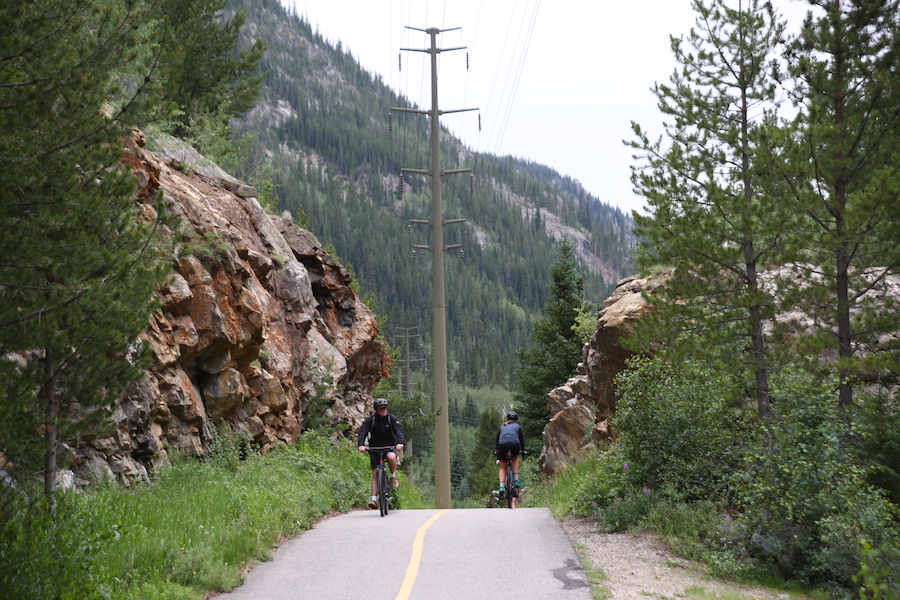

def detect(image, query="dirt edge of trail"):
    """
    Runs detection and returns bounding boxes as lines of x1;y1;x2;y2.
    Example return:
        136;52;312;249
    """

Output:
560;516;796;600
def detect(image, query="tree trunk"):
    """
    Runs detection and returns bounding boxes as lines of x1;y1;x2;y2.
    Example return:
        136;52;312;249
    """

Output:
43;348;59;515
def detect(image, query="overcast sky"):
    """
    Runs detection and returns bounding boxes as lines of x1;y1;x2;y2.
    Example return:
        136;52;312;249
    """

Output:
282;1;813;216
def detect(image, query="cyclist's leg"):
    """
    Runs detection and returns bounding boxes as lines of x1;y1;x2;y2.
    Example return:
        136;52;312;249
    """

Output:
368;468;378;508
386;451;399;487
497;459;508;487
511;456;520;486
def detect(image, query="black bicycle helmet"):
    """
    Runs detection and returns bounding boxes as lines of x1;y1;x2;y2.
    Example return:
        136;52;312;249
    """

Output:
506;411;518;421
374;398;389;409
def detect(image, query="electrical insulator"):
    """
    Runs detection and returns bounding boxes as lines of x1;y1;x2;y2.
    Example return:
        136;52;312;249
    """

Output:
398;53;402;71
388;112;393;132
469;174;475;194
459;248;465;260
478;113;482;132
412;248;418;260
466;52;470;70
407;223;412;235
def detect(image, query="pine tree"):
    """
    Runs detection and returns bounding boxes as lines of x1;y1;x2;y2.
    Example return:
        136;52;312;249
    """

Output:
448;396;461;426
0;0;172;510
467;407;503;497
159;0;266;137
462;395;478;427
772;0;900;417
627;0;790;419
514;239;587;454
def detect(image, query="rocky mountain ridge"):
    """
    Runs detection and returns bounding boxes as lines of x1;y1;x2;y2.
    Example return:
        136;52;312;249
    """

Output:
67;131;387;487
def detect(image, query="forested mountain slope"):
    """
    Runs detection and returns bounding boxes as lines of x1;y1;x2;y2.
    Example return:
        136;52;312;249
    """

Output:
230;0;635;388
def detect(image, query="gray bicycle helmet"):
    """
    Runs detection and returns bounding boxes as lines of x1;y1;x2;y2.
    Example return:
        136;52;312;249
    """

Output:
506;411;518;421
374;398;389;409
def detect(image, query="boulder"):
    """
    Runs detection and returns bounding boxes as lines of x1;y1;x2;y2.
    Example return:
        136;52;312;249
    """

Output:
538;271;670;475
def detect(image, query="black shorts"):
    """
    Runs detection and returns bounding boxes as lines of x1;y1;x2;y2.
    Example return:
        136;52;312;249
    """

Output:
368;447;395;469
496;443;519;462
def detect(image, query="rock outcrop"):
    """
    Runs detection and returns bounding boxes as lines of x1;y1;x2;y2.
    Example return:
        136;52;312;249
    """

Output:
539;271;670;475
538;265;900;475
70;132;387;486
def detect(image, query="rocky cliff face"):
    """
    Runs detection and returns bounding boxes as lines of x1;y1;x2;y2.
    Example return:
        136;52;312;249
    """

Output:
70;132;387;486
539;271;670;475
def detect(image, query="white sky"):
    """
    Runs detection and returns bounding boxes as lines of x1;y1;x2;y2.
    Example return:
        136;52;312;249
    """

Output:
282;1;813;216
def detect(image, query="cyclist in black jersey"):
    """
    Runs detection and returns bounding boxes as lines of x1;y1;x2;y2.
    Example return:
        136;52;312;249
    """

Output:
357;398;405;509
496;411;524;499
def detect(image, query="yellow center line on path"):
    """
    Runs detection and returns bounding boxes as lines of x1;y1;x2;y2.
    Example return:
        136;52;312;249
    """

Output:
395;509;450;600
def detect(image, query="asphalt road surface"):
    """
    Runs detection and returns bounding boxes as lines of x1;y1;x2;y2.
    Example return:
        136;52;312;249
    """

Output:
216;507;592;600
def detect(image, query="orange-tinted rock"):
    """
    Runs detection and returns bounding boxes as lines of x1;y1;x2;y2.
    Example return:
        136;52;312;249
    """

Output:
72;132;388;485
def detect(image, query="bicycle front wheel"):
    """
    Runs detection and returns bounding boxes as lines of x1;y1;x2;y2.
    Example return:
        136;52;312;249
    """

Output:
378;468;390;516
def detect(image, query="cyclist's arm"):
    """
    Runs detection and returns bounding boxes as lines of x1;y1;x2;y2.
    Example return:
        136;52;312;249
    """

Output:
391;415;406;447
357;416;373;451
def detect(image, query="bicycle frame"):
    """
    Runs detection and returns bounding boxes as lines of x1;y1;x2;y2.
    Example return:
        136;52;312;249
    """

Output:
499;450;518;509
366;446;395;516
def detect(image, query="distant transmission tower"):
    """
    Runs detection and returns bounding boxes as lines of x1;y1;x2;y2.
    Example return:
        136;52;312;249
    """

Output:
394;325;426;399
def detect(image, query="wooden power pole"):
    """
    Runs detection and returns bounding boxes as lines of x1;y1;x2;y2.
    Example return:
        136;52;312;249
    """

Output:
392;26;476;509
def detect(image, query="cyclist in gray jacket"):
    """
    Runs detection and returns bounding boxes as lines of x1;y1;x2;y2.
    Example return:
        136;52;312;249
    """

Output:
496;411;525;497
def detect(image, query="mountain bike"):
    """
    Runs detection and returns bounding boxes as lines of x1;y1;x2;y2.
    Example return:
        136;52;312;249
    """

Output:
498;449;520;509
366;446;395;516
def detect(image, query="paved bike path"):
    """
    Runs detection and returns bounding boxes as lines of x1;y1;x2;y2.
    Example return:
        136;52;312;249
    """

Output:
216;507;592;600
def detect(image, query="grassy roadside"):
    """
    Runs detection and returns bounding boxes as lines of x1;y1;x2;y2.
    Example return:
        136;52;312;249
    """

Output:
572;542;612;600
0;430;428;600
528;449;837;600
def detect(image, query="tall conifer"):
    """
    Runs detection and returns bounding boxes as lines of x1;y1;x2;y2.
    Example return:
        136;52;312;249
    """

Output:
158;0;266;136
514;239;587;454
774;0;900;417
0;0;172;509
627;0;790;418
468;407;503;497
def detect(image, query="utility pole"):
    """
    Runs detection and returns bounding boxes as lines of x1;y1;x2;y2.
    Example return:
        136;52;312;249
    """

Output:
393;26;476;510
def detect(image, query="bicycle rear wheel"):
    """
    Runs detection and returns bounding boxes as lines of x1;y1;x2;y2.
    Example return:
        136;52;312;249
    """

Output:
505;462;515;508
378;468;390;516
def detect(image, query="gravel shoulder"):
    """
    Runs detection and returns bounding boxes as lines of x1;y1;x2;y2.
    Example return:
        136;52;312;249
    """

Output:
560;516;793;600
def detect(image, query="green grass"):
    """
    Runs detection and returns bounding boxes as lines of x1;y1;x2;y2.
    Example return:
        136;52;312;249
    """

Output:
526;445;629;518
574;542;612;600
0;431;427;600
